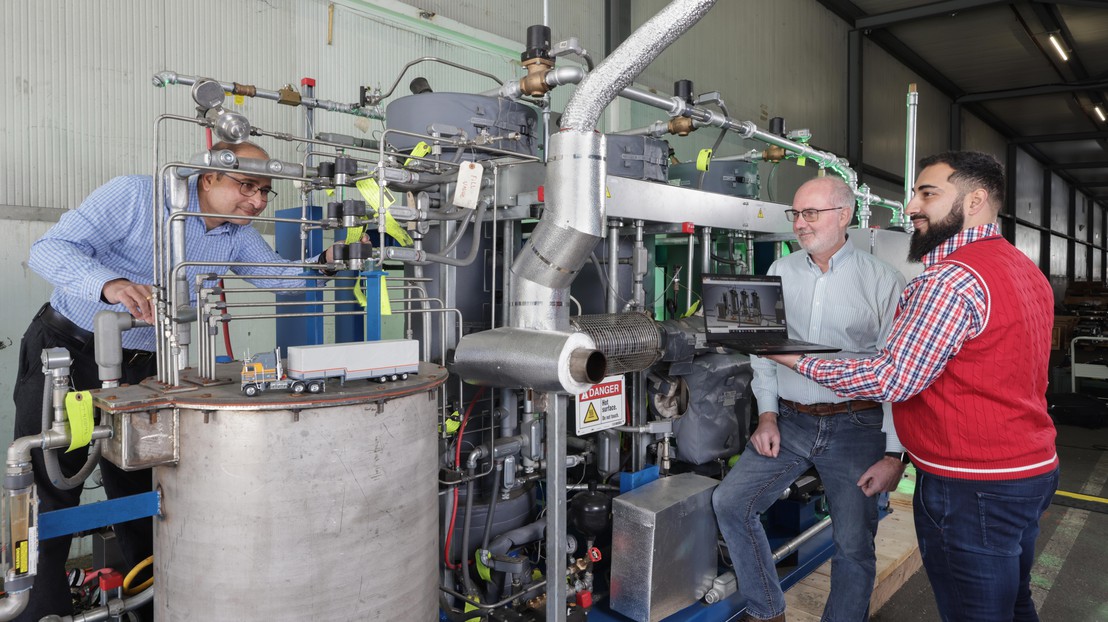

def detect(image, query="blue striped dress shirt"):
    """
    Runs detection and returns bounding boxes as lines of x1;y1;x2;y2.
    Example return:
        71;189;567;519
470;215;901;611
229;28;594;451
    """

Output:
750;238;907;451
29;175;320;352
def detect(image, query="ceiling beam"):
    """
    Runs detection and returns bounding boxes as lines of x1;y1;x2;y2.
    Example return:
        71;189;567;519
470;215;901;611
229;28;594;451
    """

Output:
1013;131;1108;144
958;79;1108;103
856;0;1008;30
815;0;1108;209
1047;161;1108;170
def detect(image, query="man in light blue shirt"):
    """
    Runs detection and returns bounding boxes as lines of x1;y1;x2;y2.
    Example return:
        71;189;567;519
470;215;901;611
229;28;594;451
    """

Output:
13;141;343;622
712;176;907;622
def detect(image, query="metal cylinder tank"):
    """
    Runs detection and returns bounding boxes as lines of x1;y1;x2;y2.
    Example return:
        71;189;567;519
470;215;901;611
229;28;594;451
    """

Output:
152;371;443;621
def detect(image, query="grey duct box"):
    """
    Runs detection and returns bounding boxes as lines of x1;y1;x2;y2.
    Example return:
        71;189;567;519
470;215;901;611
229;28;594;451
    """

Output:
610;473;720;622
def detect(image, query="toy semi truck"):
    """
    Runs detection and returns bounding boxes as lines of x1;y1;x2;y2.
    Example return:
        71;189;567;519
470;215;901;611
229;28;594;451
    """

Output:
240;339;420;396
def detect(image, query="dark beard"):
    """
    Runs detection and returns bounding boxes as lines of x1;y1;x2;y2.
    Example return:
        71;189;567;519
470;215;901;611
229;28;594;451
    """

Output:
908;201;965;263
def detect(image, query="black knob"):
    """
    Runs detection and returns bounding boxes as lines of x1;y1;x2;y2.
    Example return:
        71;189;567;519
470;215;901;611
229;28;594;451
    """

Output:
343;199;366;217
769;117;787;138
521;24;552;61
326;201;343;220
347;242;373;260
332;244;349;261
409;77;433;95
674;79;694;105
334;156;358;176
317;161;335;179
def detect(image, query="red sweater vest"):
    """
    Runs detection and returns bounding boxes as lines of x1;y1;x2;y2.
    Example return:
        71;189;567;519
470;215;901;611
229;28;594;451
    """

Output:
895;236;1058;481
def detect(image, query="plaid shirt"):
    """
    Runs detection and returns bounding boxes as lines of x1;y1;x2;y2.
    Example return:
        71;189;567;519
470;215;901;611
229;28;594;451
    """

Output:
797;223;997;400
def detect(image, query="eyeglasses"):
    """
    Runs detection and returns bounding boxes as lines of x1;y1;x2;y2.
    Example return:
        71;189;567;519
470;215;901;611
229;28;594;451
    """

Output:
784;207;845;222
223;173;278;202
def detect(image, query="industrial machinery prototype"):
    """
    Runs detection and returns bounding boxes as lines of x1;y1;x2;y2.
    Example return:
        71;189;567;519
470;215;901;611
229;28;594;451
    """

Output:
0;1;921;621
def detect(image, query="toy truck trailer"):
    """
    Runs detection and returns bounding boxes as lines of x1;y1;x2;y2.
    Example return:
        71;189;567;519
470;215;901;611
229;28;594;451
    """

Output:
240;348;322;397
286;339;420;385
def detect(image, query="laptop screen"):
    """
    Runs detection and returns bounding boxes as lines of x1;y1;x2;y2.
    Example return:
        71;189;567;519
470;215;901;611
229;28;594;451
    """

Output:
702;274;788;336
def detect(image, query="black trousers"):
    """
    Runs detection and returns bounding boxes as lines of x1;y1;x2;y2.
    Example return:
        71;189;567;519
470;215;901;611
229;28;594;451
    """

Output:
12;311;157;622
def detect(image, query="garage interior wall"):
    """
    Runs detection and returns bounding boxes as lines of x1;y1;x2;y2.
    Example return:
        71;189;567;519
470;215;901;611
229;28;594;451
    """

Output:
0;0;1100;552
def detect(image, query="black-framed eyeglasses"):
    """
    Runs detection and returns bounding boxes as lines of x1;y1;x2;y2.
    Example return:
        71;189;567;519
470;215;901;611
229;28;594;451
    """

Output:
223;173;278;202
784;207;845;223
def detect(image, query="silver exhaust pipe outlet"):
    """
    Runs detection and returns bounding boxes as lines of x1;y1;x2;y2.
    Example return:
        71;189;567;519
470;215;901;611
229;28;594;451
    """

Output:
452;328;607;394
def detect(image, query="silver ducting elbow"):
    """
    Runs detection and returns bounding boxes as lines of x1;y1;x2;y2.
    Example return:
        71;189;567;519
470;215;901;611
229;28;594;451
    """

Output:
452;328;607;395
510;130;606;329
559;0;716;131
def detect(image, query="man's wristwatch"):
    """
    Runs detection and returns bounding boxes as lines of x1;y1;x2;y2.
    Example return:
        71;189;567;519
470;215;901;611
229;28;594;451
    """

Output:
885;451;910;464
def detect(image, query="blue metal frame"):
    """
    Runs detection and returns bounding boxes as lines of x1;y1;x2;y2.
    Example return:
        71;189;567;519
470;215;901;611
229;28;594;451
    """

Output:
38;492;161;541
362;269;385;341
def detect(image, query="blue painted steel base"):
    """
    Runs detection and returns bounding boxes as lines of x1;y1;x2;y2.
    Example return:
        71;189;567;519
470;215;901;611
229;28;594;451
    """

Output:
38;491;161;541
362;270;385;341
275;205;324;349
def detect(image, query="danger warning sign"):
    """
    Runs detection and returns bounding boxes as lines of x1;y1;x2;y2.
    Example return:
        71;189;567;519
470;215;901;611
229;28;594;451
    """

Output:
575;375;625;435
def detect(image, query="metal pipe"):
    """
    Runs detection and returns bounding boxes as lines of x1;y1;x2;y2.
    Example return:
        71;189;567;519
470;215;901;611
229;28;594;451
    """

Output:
686;229;695;310
903;83;919;227
545;393;567;622
606;221;621;313
700;226;712;274
152;71;382;118
772;516;833;563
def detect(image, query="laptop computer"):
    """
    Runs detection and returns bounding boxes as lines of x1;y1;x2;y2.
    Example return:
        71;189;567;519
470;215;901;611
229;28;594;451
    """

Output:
701;273;841;355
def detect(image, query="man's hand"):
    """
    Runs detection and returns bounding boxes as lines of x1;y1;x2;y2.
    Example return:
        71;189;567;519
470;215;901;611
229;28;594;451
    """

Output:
857;456;908;497
765;353;802;369
102;279;155;324
748;412;782;458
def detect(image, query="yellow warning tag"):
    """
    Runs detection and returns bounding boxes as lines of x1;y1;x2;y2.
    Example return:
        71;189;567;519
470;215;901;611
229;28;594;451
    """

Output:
15;540;28;574
345;225;365;244
583;403;600;423
696;148;713;172
353;276;366;308
757;208;764;218
404;141;432;167
355;179;413;246
605;187;611;199
65;391;94;452
797;156;807;167
326;188;335;197
234;94;245;106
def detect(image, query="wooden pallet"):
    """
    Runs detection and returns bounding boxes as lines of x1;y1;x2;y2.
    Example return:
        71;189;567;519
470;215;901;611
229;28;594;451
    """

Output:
782;486;921;621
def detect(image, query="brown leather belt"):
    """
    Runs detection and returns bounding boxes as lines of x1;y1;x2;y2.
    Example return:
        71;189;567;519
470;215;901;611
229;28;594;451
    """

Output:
779;398;882;416
34;303;154;366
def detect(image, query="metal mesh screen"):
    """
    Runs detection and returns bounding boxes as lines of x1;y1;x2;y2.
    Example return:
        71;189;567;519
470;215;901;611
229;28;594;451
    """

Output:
571;312;663;375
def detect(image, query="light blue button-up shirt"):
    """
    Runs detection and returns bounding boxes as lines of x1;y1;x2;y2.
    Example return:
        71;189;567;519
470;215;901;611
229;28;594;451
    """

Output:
750;238;906;450
29;175;320;352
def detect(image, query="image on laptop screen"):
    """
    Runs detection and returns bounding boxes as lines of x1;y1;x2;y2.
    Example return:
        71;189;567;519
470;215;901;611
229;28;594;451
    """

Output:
702;274;788;336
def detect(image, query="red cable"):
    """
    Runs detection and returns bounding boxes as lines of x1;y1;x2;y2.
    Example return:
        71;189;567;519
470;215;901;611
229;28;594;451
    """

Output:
443;386;487;570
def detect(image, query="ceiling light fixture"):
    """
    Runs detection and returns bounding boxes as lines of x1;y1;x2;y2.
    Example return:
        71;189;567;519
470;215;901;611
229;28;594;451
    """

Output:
1049;34;1069;62
1097;106;1107;123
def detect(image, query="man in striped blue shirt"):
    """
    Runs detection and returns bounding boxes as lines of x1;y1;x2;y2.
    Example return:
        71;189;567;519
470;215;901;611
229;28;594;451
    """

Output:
13;141;342;621
712;176;907;622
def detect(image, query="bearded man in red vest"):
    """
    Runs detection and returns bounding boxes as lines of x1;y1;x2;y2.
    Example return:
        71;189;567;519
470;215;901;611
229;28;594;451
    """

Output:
767;151;1058;622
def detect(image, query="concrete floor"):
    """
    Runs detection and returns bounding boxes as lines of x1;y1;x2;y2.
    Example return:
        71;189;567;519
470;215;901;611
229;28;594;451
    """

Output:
872;419;1108;622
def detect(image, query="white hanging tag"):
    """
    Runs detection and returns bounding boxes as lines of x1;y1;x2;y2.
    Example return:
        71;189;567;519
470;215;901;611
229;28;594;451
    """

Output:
452;161;484;210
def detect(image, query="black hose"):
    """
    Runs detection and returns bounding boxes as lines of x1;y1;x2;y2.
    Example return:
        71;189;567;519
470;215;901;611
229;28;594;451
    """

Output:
480;461;503;551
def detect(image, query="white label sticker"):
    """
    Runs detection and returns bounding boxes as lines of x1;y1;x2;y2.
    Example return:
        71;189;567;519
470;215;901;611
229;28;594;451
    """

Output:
575;375;626;435
452;161;484;209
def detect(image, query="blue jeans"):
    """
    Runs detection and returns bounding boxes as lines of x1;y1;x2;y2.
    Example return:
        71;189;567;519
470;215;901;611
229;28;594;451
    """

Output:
914;468;1059;622
712;403;885;622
